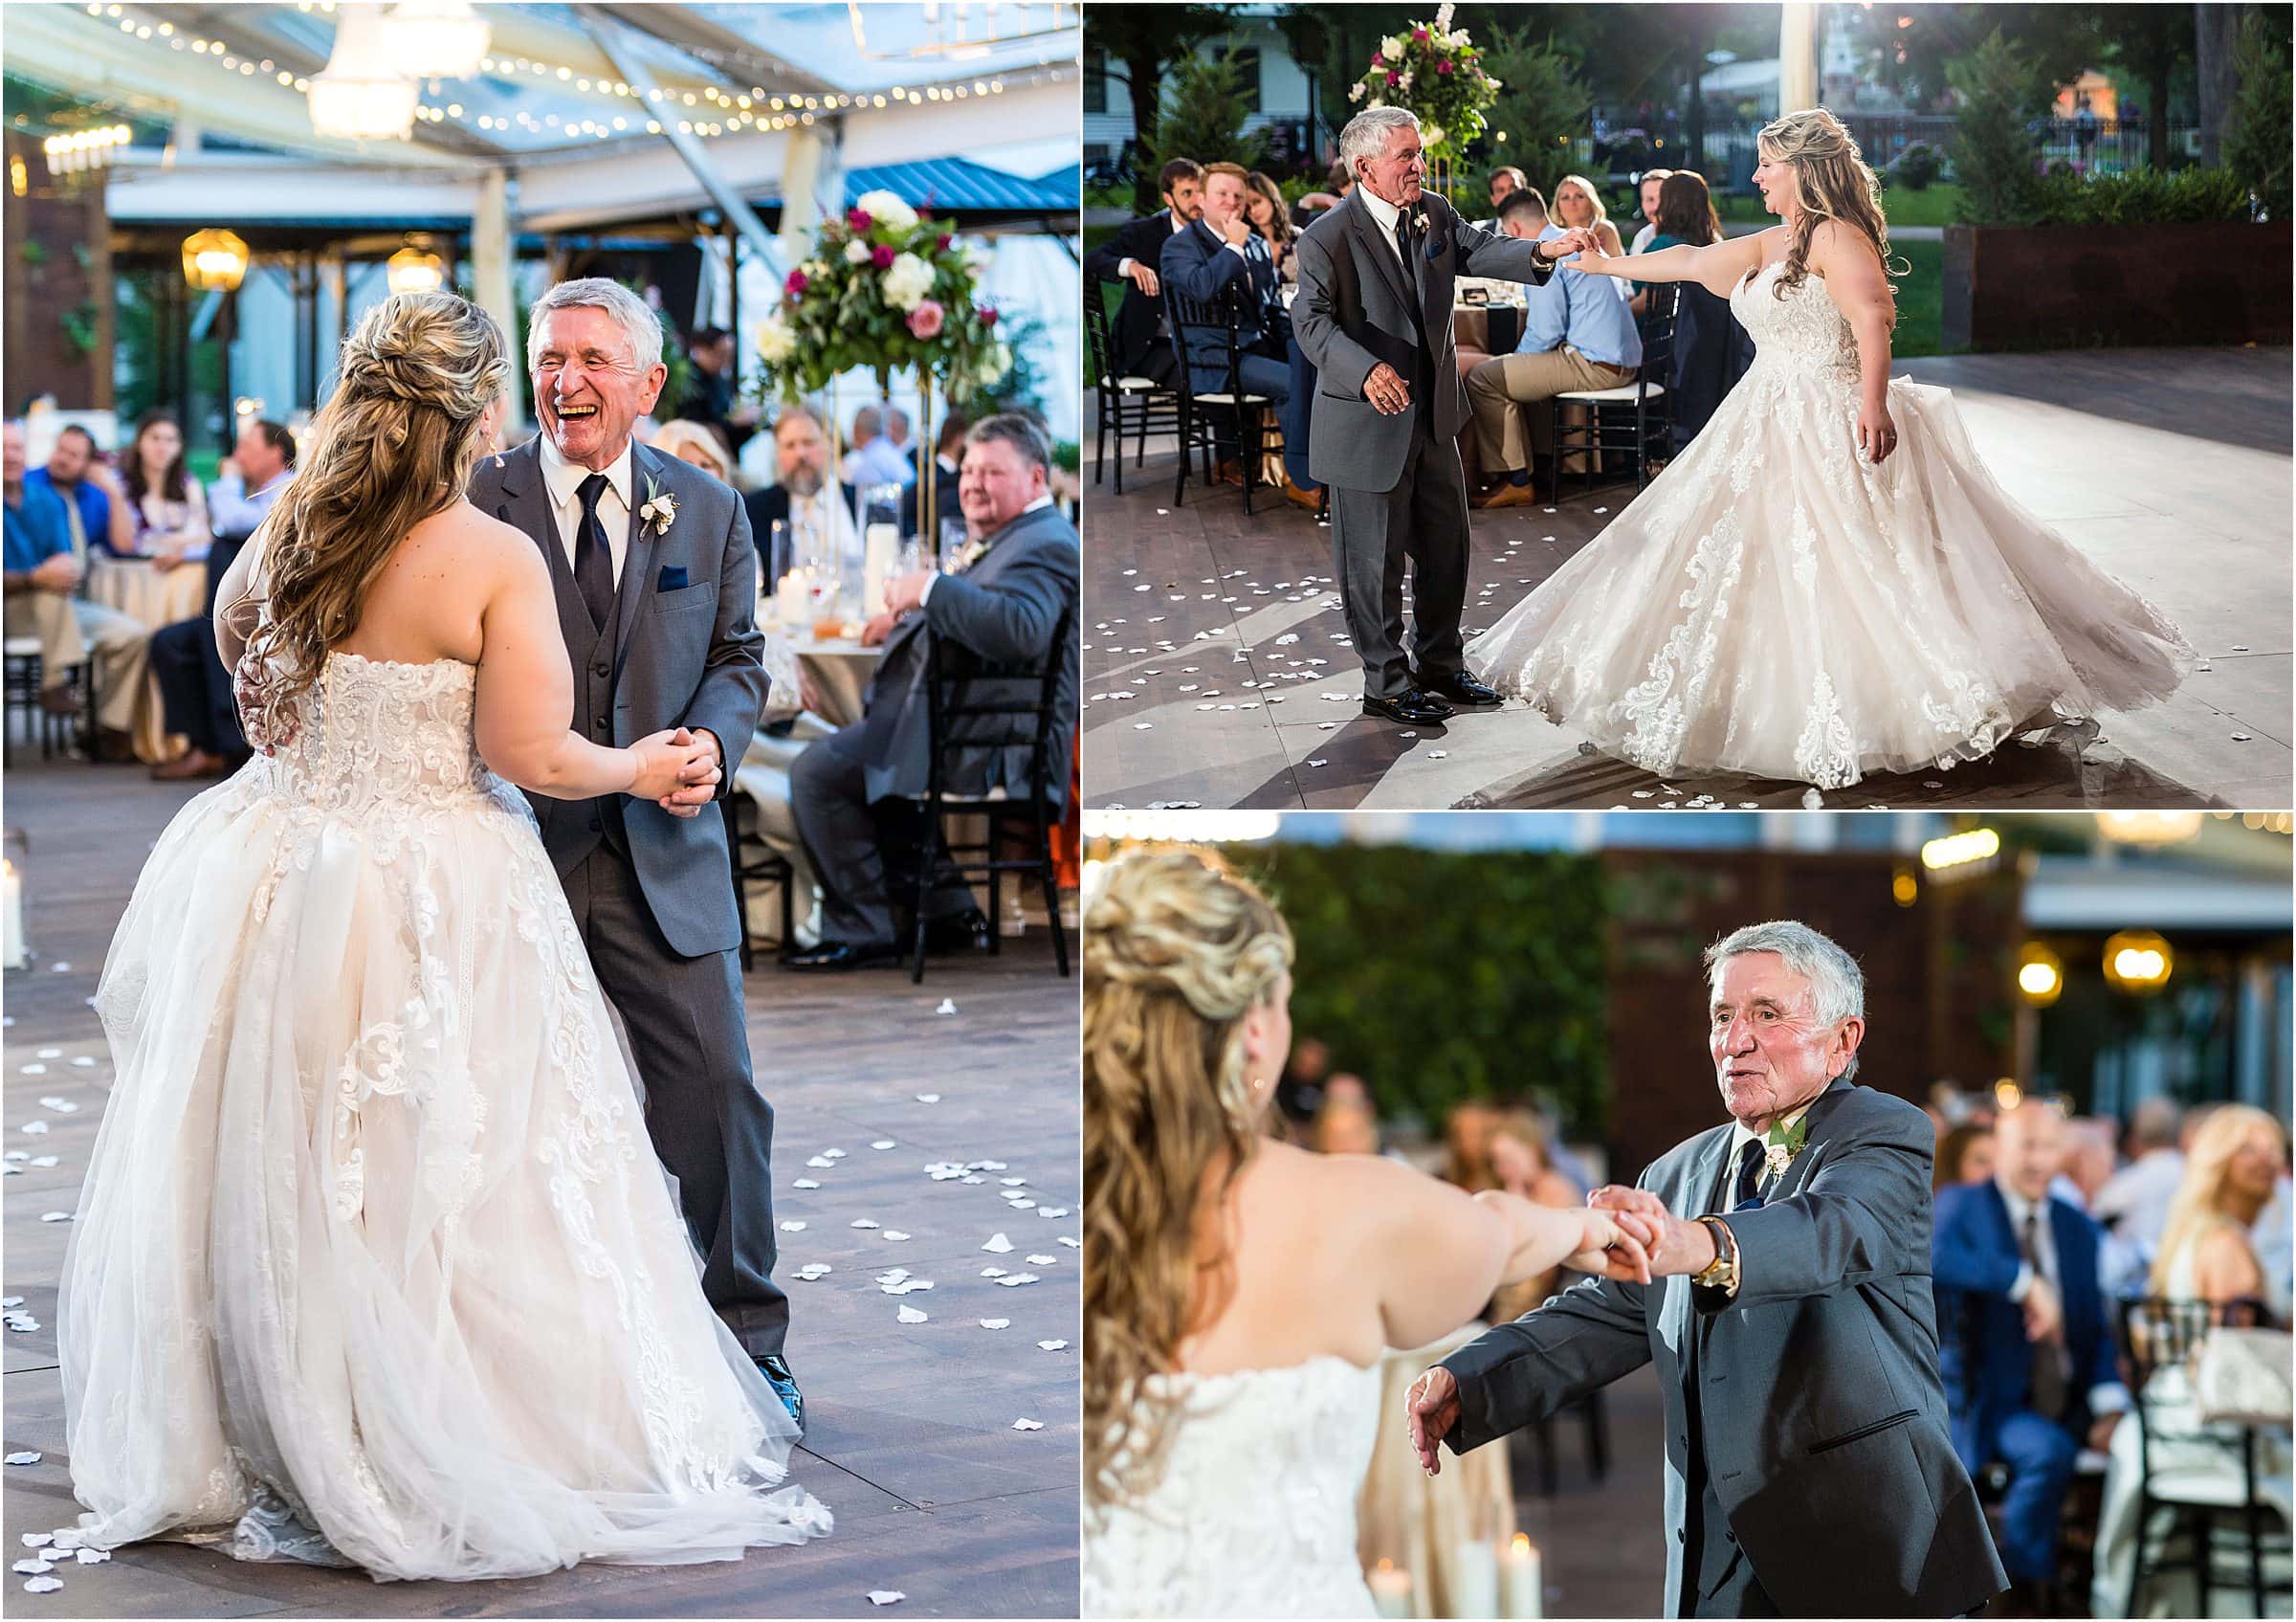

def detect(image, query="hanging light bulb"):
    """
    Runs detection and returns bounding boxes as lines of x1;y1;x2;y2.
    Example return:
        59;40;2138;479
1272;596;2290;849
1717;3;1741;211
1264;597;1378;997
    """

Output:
182;228;251;291
382;0;490;79
386;238;445;294
308;4;418;141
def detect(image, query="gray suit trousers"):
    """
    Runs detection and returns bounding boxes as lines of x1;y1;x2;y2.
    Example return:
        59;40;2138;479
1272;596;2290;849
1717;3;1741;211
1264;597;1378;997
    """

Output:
1329;410;1473;700
563;843;788;1357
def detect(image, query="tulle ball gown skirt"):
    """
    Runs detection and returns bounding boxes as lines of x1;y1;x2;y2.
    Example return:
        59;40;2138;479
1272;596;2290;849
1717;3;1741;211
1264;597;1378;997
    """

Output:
58;729;828;1580
1466;359;2195;790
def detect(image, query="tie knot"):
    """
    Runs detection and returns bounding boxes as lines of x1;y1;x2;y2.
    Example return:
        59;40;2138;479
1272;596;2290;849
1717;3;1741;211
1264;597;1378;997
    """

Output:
577;472;610;513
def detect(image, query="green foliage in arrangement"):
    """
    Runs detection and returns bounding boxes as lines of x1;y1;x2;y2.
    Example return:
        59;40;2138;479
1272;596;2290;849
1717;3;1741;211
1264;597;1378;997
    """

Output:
1230;841;1612;1137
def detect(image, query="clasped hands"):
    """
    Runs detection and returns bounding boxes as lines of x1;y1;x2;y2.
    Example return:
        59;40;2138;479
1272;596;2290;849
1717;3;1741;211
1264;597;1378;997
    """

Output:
630;725;721;818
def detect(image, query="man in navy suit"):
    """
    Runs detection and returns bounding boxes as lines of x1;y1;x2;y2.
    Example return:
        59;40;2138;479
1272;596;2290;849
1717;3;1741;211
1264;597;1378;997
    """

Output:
1933;1100;2129;1610
1082;157;1202;385
1160;161;1317;510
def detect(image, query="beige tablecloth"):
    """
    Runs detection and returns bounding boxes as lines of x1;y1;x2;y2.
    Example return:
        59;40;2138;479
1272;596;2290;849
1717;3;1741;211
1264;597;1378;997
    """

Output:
795;640;881;729
87;555;206;764
1358;1325;1517;1619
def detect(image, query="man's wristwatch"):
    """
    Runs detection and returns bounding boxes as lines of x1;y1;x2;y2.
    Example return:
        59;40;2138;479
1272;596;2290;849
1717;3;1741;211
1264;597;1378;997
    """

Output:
1691;1215;1740;1299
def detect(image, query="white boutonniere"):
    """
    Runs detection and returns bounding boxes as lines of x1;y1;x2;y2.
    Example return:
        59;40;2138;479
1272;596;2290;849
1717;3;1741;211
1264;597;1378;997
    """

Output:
1763;1143;1794;1182
1410;209;1430;235
952;537;992;572
639;474;677;535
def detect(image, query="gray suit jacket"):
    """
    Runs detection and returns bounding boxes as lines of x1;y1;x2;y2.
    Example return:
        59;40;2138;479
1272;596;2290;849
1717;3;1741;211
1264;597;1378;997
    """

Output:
1439;1077;2006;1618
1291;189;1557;493
469;435;768;958
859;501;1079;808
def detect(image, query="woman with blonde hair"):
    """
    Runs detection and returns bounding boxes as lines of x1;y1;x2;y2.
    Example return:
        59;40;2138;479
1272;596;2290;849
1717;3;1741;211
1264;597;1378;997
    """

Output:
1467;105;2191;794
58;290;829;1579
1081;850;1653;1617
652;417;739;483
2151;1102;2285;1306
1551;173;1623;258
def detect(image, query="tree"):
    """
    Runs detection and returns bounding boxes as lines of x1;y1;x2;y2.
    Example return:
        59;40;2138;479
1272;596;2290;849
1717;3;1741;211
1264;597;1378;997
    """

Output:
2194;1;2241;167
2223;7;2293;218
2093;4;2195;169
1891;5;2101;107
1950;30;2044;224
1090;4;1234;212
1148;46;1272;180
1479;26;1594;198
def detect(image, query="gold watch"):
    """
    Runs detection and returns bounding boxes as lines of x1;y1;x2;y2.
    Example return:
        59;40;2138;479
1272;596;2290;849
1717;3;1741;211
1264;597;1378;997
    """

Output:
1691;1214;1740;1298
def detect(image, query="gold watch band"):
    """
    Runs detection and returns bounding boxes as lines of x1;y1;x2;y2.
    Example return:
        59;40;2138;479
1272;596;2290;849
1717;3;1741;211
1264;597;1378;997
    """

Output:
1692;1214;1738;1295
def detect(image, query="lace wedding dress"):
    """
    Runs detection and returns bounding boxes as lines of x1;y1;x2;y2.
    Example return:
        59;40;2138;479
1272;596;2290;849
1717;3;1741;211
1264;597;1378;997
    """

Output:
1466;260;2195;789
1083;1356;1382;1618
59;652;831;1581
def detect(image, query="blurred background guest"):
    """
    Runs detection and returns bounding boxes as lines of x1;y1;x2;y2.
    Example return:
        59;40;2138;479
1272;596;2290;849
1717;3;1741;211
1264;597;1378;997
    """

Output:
1551;173;1623;258
1935;1121;1997;1191
120;411;209;570
2091;1096;2187;1266
652;419;739;484
1487;165;1529;219
1084;157;1202;388
1444;1098;1500;1192
1641;170;1754;457
28;422;134;556
1243;170;1296;283
902;411;969;542
673;325;759;457
841;403;915;488
1312;1092;1380;1157
23;423;149;757
1484;1108;1583;1321
1274;1034;1333;1134
1628;168;1675;254
745;404;857;593
5;419;89;720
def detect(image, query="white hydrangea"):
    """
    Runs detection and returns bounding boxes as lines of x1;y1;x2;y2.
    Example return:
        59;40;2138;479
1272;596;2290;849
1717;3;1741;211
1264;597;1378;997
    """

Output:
1349;79;1367;102
880;252;935;311
1398;70;1414;91
1380;34;1403;60
973;341;1011;388
1435;2;1456;30
1423;121;1445;148
844;239;872;265
851;189;918;233
758;318;797;364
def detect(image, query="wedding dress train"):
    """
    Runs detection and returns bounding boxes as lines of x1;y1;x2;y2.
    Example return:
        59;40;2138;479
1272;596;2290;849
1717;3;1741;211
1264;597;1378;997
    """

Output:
1083;1356;1382;1618
1466;260;2194;789
60;651;830;1580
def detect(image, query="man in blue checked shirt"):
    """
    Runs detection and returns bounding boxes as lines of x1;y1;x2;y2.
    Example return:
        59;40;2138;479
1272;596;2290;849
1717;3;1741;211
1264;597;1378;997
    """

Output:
1464;187;1643;511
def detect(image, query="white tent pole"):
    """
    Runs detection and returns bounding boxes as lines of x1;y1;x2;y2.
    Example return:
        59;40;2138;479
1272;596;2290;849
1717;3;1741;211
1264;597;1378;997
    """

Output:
473;167;523;425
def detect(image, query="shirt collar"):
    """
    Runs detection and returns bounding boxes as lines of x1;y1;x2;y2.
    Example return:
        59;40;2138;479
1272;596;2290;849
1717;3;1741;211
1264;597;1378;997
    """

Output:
538;431;633;513
1729;1096;1820;1158
1358;186;1404;235
1023;494;1053;515
1168;209;1189;234
1996;1178;2049;1230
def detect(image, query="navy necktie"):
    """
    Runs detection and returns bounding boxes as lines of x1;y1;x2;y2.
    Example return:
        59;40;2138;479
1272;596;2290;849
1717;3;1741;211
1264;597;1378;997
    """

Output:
574;473;617;634
1732;1138;1766;1212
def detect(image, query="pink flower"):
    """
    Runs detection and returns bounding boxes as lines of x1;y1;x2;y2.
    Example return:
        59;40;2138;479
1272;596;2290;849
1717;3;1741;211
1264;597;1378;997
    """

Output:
1386;70;1400;85
784;269;809;296
872;245;896;269
1438;58;1454;75
907;300;945;340
847;206;872;231
980;305;999;327
937;233;953;252
1371;53;1385;67
1412;27;1428;41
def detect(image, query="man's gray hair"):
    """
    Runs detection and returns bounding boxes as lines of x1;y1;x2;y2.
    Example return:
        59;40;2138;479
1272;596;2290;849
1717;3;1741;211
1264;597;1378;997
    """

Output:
527;277;664;374
1706;920;1866;1026
1339;106;1421;174
771;401;826;436
965;411;1050;473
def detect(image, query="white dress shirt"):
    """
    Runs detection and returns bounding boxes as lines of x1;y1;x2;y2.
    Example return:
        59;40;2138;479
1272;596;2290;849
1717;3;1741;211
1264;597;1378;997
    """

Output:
536;432;633;587
1117;209;1191;278
1997;1177;2130;1418
1725;1098;1818;1197
1354;184;1412;273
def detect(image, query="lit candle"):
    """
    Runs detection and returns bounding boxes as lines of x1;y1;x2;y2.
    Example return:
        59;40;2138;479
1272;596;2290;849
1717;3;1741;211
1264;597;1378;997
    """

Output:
1451;1538;1500;1620
0;860;21;972
863;522;900;612
1502;1533;1541;1619
1368;1559;1413;1620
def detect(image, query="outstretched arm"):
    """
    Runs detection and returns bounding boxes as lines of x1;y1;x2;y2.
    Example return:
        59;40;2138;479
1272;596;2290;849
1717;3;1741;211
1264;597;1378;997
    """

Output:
1570;230;1768;299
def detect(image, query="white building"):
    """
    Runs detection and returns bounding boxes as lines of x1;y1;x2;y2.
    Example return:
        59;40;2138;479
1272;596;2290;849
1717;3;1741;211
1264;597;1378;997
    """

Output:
1084;6;1322;177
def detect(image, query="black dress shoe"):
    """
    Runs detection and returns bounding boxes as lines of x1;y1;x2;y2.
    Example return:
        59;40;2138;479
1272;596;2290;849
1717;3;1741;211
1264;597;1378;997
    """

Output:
784;939;901;971
1416;670;1502;707
924;908;994;954
1362;689;1454;727
756;1353;805;1433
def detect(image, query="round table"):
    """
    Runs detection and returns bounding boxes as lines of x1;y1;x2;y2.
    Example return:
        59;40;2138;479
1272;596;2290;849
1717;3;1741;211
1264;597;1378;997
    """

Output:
793;637;882;730
1358;1325;1517;1619
87;554;206;764
737;636;884;950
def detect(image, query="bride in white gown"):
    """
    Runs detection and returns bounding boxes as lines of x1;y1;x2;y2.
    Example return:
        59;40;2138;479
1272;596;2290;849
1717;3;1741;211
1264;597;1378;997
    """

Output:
1080;852;1654;1617
58;292;830;1580
1466;108;2193;792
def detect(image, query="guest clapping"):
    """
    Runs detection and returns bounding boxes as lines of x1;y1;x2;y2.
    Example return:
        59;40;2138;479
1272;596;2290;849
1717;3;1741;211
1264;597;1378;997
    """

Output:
785;414;1078;971
121;412;209;569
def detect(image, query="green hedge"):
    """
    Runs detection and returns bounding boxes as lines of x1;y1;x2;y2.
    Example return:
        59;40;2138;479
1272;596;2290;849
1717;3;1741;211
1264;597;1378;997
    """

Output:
2020;165;2258;226
1231;842;1611;1136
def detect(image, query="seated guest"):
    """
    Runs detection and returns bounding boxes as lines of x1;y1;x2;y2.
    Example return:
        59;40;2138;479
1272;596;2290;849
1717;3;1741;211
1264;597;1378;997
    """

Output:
652;418;738;484
1160;160;1317;510
1552;172;1625;258
744;404;858;593
1083;157;1203;388
121;411;210;570
840;403;915;489
1935;1122;1997;1190
1243;169;1297;283
1486;1107;1581;1318
884;406;918;477
1453;184;1554;387
1627;167;1674;255
785;414;1078;971
1630;169;1720;316
673;325;760;456
1487;165;1529;217
23;423;149;757
1465;189;1642;510
1645;171;1754;454
4;418;91;720
2090;1095;2186;1263
2091;1105;2291;1617
1933;1101;2128;1613
1288;158;1354;228
900;410;968;541
146;417;298;781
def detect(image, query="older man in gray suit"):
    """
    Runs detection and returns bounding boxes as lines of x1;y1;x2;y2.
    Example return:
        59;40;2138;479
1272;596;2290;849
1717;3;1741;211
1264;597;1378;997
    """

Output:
1292;107;1587;728
468;278;804;1427
786;413;1079;972
1408;922;2008;1618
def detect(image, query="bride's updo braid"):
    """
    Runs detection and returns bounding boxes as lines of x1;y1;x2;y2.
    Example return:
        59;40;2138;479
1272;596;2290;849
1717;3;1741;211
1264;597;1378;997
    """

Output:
233;291;511;747
1084;851;1292;1507
1759;107;1904;317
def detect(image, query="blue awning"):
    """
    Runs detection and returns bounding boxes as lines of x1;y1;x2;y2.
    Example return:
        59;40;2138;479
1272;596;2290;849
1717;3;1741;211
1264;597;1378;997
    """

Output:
758;157;1075;215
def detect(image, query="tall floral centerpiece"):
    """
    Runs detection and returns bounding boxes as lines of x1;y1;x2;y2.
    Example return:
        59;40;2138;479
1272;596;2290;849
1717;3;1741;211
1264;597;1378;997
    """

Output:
1347;2;1499;189
757;188;1008;552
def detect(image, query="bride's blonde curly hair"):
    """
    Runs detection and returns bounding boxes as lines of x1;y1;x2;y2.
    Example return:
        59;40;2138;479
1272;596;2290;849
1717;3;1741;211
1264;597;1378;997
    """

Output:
232;291;510;745
1758;107;1905;322
1083;850;1292;1507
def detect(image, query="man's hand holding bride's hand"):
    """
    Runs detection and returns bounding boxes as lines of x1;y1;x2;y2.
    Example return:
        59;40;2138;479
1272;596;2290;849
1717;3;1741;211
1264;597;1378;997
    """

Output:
1586;1185;1717;1278
1560;231;1619;276
1404;1366;1460;1478
629;727;720;807
1563;1204;1657;1284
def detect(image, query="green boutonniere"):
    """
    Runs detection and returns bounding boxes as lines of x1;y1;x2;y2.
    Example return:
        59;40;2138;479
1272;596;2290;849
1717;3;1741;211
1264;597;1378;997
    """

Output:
1760;1114;1812;1185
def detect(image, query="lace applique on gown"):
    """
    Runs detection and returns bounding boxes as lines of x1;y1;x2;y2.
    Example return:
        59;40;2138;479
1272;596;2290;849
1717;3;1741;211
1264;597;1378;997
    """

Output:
61;652;830;1581
1466;261;2193;789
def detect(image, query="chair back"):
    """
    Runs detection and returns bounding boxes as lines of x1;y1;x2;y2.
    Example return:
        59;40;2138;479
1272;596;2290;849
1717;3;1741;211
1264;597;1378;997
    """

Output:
921;601;1074;815
1086;290;1119;389
1640;284;1680;393
1164;284;1247;404
2118;1295;2267;1388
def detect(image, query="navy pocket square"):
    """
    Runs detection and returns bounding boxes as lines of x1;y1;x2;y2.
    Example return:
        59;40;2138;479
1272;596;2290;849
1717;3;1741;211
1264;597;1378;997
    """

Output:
657;565;688;591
